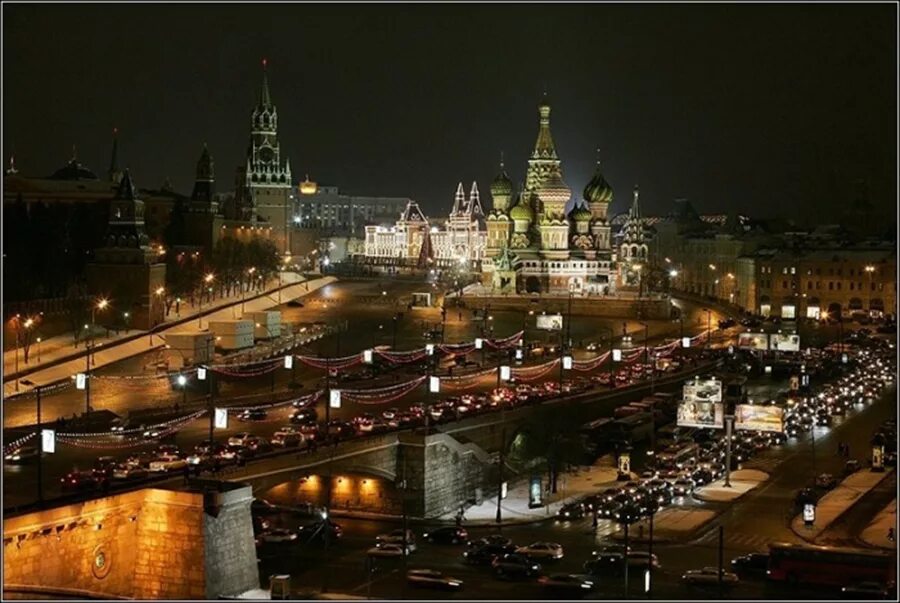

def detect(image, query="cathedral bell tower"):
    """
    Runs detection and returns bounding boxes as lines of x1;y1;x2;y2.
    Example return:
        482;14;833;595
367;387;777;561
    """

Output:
243;59;293;253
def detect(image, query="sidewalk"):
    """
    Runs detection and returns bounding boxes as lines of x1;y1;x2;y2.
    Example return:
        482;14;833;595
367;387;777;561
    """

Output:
693;469;770;503
439;456;626;526
2;276;337;399
3;273;304;380
859;499;897;550
791;469;895;542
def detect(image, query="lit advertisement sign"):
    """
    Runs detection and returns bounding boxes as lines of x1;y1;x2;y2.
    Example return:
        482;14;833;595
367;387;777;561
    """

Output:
683;378;723;404
677;401;724;429
536;314;563;331
770;333;800;352
500;365;511;381
329;390;342;409
738;332;769;351
41;429;55;454
734;404;784;433
214;408;228;429
781;304;796;320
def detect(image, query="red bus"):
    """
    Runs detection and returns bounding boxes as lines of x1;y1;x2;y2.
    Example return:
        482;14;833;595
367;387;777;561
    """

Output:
767;542;894;587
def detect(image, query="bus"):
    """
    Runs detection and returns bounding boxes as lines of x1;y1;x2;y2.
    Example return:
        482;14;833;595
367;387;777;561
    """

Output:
767;542;895;588
611;413;654;445
579;418;617;458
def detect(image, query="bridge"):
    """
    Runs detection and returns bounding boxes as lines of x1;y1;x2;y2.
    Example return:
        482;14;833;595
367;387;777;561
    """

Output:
222;359;721;518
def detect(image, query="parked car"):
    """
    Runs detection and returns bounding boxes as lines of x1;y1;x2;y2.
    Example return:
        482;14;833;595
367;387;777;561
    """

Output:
515;541;564;560
584;554;625;576
422;526;468;545
845;459;861;475
492;553;541;579
682;567;740;586
537;574;596;593
406;569;463;590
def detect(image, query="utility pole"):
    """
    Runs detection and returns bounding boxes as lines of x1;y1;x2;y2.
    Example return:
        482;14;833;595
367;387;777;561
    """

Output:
207;368;215;446
85;344;91;415
36;385;43;503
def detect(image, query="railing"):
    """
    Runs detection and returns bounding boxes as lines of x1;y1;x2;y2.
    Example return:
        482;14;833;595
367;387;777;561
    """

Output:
3;585;133;600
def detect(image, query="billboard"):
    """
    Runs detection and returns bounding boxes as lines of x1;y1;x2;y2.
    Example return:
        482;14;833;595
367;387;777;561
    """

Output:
734;404;784;433
770;333;800;352
536;314;563;331
683;378;723;404
738;332;769;351
677;400;725;429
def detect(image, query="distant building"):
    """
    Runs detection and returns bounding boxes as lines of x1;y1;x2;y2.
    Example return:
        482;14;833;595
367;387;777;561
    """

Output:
292;176;411;234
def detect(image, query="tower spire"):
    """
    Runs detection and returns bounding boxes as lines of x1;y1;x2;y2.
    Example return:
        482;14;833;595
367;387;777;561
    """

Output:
260;58;271;106
6;154;17;176
500;150;505;170
452;182;465;216
469;181;483;217
631;185;640;220
108;127;122;184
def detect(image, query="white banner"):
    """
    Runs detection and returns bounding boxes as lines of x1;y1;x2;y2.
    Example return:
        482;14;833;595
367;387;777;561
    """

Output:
612;349;622;362
284;355;294;369
363;349;373;364
536;314;563;331
41;429;55;454
214;408;228;429
681;337;691;348
475;338;483;350
500;365;511;381
429;376;440;393
330;390;342;409
515;348;523;361
75;373;86;390
197;367;207;381
562;356;573;370
425;344;434;356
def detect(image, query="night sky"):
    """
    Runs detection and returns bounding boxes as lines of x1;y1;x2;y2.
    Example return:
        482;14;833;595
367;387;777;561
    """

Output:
3;3;896;222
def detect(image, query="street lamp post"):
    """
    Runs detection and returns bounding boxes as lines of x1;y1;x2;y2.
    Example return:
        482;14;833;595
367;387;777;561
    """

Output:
198;273;214;328
865;265;876;315
243;267;256;315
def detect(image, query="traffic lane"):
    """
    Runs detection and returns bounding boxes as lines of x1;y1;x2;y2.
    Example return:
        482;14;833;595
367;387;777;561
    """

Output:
3;280;726;428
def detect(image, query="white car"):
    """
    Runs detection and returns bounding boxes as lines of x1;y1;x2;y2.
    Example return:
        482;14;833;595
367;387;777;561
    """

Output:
367;543;412;557
258;528;298;544
681;567;739;585
515;542;564;560
376;529;416;546
148;454;188;473
406;569;463;590
228;432;253;447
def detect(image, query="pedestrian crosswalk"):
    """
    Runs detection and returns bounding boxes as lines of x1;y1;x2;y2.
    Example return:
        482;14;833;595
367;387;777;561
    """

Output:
693;528;783;552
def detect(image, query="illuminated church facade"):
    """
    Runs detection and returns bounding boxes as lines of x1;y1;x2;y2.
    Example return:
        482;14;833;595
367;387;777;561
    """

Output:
481;95;618;295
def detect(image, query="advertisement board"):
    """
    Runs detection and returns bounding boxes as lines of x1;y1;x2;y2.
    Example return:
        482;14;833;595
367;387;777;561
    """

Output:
770;333;801;352
677;401;725;429
329;389;342;409
284;355;294;369
529;476;543;508
197;367;207;381
738;332;769;351
75;373;86;390
363;349;374;363
803;503;816;525
618;452;631;475
429;376;441;393
734;404;784;433
41;429;55;454
214;408;229;429
536;314;563;331
500;365;511;381
683;378;723;404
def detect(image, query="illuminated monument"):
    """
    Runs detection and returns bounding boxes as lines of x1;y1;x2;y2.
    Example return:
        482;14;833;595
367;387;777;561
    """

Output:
482;95;617;295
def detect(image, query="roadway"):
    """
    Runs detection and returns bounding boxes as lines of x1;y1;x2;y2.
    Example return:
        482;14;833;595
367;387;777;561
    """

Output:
248;387;896;600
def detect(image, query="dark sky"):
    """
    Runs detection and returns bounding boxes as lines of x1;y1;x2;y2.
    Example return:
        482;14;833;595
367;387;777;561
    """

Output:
3;3;896;221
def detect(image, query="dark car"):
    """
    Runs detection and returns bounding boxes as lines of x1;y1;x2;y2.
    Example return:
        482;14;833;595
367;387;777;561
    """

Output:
557;502;586;520
731;553;769;575
423;526;468;545
4;446;39;464
463;543;516;566
290;407;318;423
584;554;625;577
92;456;118;479
297;519;343;543
60;471;98;492
237;408;268;422
492;553;541;579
